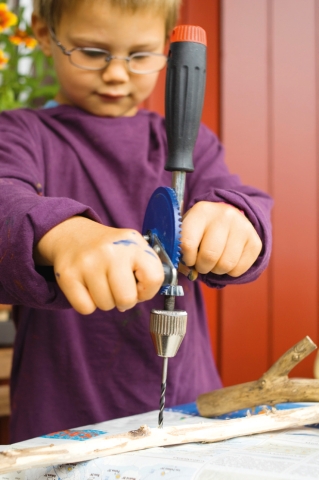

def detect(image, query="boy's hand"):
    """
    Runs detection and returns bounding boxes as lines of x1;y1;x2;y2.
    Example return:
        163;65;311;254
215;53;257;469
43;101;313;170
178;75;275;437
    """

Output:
34;217;164;315
181;202;262;277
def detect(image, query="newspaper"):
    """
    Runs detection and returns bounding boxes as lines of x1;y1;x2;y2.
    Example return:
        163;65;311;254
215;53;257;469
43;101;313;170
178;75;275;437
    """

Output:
1;408;319;480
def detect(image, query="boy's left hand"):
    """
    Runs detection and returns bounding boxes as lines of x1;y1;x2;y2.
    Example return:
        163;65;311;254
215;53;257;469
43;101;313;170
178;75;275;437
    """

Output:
181;201;262;277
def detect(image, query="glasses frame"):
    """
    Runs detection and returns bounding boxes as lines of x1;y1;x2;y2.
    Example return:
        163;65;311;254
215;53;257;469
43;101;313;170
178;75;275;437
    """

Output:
49;29;167;74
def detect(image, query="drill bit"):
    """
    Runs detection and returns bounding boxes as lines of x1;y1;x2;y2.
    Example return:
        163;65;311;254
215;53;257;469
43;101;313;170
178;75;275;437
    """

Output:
158;357;168;428
159;294;175;427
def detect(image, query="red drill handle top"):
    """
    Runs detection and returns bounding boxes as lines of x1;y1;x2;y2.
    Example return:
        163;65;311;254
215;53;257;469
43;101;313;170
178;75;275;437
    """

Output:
165;25;207;172
170;25;207;45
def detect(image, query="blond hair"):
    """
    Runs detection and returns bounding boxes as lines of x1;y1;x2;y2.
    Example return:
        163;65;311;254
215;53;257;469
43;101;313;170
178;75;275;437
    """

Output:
33;0;181;37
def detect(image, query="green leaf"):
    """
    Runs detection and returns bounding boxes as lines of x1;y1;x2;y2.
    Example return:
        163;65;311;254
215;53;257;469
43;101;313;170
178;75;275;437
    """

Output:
0;3;59;111
0;86;22;110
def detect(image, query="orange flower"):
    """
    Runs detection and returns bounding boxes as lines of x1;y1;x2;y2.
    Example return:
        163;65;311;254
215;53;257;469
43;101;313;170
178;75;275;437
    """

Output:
0;49;9;70
9;29;38;49
0;3;18;32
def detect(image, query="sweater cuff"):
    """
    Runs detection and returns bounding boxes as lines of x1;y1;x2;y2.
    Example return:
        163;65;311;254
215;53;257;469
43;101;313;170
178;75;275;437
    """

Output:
0;197;101;309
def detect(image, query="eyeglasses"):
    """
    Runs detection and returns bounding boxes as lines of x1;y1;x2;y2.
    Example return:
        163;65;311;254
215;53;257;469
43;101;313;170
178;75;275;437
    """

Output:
50;30;167;74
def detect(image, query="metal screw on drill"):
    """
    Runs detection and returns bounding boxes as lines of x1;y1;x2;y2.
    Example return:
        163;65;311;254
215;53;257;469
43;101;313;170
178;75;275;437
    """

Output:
150;309;187;428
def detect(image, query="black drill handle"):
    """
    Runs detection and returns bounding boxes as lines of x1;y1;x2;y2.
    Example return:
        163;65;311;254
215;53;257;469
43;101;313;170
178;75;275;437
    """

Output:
165;26;207;172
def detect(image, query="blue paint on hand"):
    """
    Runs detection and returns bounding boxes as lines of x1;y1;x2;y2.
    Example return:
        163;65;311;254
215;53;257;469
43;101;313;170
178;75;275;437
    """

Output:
113;239;138;246
144;249;157;259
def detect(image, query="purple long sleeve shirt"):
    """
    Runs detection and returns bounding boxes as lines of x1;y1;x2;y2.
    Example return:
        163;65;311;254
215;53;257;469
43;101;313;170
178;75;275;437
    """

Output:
0;105;272;442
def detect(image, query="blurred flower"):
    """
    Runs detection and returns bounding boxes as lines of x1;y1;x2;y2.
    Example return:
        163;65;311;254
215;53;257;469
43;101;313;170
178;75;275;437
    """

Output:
0;2;17;32
0;49;9;69
0;1;57;110
9;28;37;49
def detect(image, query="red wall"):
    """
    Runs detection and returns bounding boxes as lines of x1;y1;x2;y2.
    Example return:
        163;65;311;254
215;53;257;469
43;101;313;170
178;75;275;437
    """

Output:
221;0;319;385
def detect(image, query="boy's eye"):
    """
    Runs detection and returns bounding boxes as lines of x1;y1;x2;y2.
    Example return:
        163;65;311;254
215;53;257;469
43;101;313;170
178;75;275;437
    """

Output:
80;48;108;59
71;48;110;69
132;54;149;62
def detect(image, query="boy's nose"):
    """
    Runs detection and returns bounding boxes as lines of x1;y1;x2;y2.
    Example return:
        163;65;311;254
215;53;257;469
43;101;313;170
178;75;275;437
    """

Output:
101;58;130;83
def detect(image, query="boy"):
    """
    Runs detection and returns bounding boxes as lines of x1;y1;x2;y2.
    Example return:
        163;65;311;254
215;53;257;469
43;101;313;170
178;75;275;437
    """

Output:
0;0;272;442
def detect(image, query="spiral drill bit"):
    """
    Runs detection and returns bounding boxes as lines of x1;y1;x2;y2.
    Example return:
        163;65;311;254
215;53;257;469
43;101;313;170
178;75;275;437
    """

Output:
158;294;178;427
158;293;177;427
159;357;168;428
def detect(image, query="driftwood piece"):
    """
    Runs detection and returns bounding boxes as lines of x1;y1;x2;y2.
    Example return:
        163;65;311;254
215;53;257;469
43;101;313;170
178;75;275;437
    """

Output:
0;348;13;380
0;348;12;416
314;350;319;379
1;405;319;474
197;336;319;417
0;385;10;417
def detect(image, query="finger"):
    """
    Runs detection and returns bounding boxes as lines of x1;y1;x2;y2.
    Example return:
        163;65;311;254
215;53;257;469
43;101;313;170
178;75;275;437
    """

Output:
107;245;140;311
55;271;97;315
210;231;245;275
227;233;262;277
84;270;116;311
134;247;164;301
194;222;230;274
180;212;206;267
106;236;163;309
108;265;137;311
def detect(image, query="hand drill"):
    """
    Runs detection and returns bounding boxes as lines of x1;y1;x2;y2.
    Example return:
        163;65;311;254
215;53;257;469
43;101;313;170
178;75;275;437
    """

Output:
143;25;207;427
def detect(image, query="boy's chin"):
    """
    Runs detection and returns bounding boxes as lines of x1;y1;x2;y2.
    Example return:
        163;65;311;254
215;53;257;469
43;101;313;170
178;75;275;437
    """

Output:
83;101;138;118
56;97;139;117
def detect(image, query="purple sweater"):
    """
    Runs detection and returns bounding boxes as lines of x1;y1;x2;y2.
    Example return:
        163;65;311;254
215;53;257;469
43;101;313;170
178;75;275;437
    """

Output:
0;105;272;442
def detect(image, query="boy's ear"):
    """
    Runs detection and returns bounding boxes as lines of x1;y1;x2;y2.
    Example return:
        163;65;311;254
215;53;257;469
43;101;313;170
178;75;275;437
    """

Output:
31;13;52;57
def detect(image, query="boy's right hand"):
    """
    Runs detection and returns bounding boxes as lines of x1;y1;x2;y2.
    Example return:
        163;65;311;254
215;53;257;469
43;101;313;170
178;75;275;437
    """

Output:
34;217;164;314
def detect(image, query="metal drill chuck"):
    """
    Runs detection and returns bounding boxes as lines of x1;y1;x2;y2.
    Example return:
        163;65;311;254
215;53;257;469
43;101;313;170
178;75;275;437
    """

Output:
150;309;187;358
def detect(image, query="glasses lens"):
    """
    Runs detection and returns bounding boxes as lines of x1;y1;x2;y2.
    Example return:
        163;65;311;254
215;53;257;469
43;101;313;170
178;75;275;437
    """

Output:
130;53;167;73
70;48;109;70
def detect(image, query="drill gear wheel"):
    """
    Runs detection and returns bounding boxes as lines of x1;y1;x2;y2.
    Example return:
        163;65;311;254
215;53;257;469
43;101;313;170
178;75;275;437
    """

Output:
142;186;182;294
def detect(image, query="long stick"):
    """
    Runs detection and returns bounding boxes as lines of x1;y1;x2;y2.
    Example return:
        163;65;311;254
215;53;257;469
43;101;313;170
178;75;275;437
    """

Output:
1;405;319;474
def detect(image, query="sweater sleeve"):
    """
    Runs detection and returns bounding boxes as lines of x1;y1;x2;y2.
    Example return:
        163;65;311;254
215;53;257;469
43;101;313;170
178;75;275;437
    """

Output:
0;110;101;308
184;123;273;288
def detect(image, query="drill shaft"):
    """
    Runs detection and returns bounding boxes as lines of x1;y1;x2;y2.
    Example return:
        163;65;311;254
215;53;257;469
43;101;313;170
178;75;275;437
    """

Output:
158;357;168;428
158;295;175;427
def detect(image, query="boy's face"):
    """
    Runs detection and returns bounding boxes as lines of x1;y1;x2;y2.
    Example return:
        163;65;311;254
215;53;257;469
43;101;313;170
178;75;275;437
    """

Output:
34;1;166;117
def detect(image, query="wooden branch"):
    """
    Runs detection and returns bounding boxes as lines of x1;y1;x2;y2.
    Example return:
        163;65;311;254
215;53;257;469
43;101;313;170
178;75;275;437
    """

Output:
0;348;13;380
0;385;10;417
263;336;316;379
0;405;319;474
197;336;319;417
314;350;319;379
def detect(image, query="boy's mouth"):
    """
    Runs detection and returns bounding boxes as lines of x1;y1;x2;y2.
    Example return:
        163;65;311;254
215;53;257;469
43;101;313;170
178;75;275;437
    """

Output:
98;93;126;102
